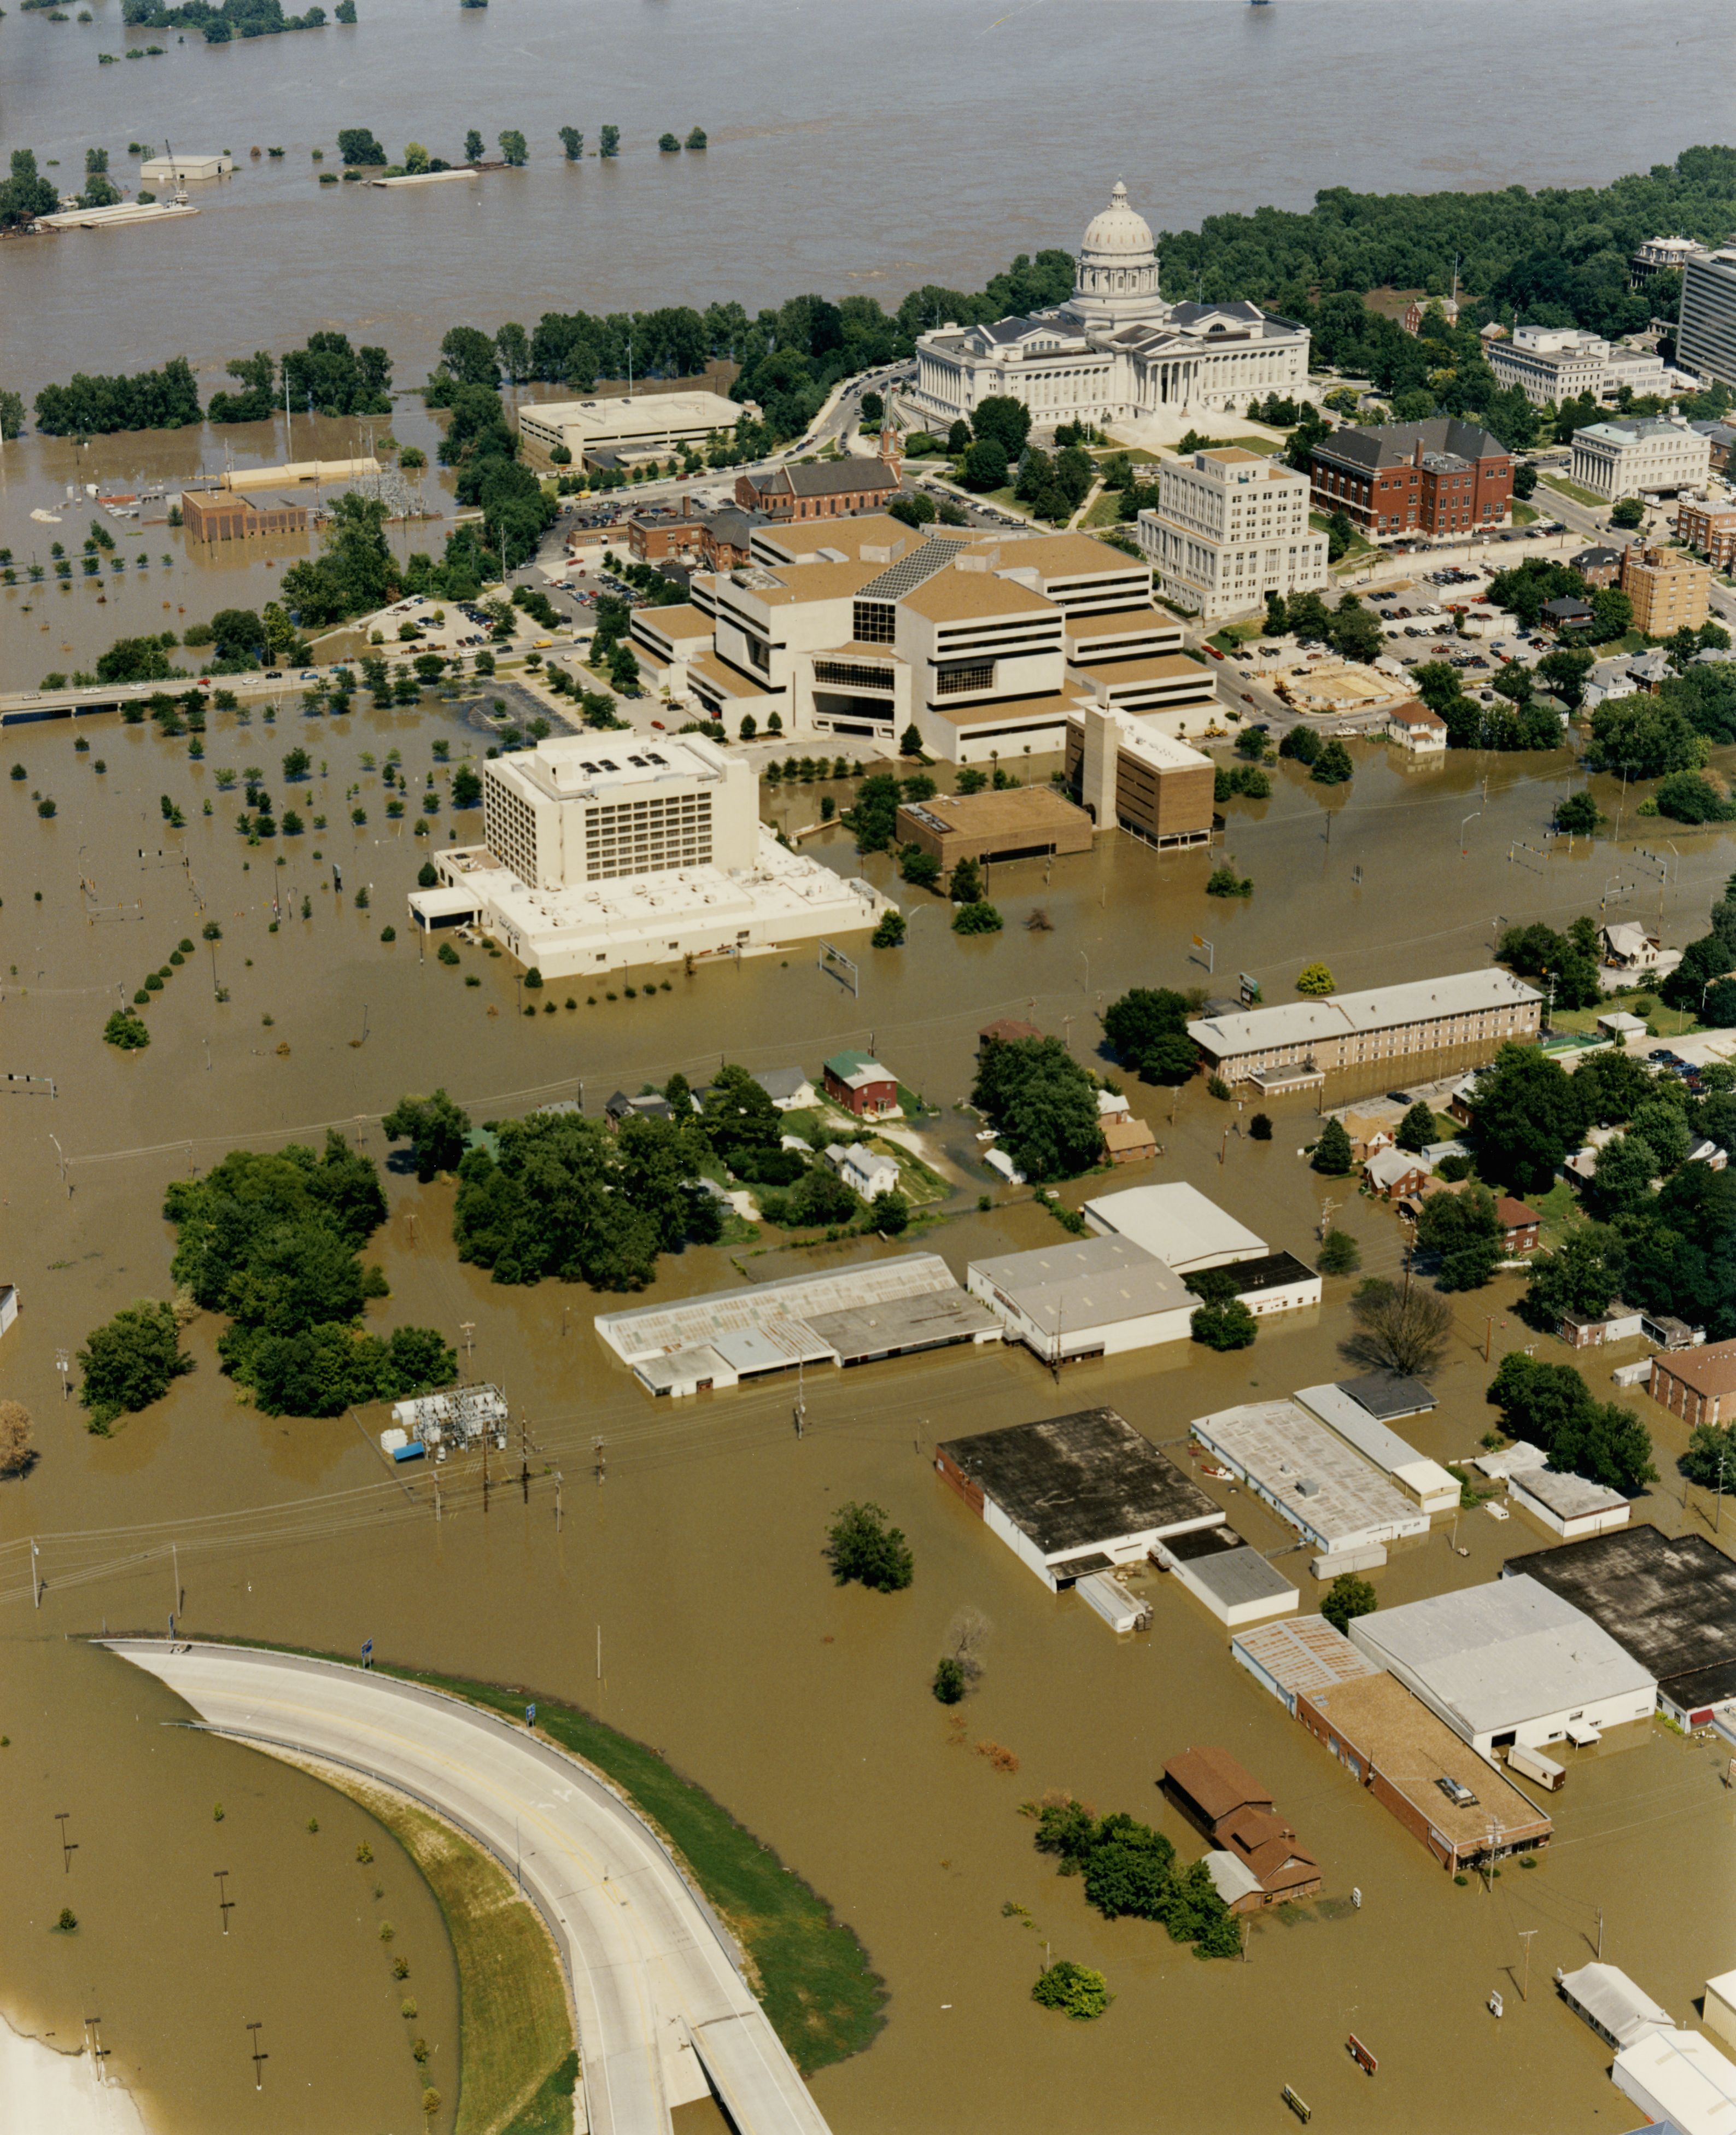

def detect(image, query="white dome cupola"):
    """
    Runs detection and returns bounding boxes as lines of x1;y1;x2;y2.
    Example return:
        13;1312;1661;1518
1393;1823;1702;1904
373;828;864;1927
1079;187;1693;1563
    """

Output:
1068;179;1167;329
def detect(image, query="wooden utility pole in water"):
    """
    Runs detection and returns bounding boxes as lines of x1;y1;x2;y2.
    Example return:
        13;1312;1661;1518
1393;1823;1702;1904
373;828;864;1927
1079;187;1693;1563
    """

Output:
1518;1928;1536;2001
246;2022;267;2091
55;1812;77;1874
215;1868;234;1935
554;1471;563;1532
519;1412;530;1504
594;1436;606;1487
482;1433;490;1513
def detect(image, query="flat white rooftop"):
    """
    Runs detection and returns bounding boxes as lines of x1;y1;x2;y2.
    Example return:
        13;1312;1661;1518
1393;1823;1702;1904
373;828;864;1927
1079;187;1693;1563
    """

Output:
1188;968;1542;1058
1082;1181;1266;1272
1347;1575;1656;1740
967;1235;1193;1336
521;390;744;444
505;734;727;802
1293;1383;1459;1511
1511;1466;1630;1522
1190;1400;1430;1554
597;1254;964;1365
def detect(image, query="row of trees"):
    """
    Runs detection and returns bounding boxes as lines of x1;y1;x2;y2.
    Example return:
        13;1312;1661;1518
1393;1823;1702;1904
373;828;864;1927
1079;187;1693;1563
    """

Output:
1033;1799;1241;1959
208;331;392;421
122;0;330;36
34;356;201;436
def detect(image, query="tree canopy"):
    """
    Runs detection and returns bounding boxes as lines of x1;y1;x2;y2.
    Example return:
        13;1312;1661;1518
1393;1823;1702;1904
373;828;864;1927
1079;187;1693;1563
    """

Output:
1486;1352;1656;1494
35;358;201;437
825;1501;913;1591
78;1301;192;1432
1033;1799;1240;1958
971;1037;1102;1183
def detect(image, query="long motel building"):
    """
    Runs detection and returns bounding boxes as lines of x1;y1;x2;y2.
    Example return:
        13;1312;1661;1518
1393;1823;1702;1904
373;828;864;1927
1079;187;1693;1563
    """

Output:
627;513;1223;763
1189;969;1544;1090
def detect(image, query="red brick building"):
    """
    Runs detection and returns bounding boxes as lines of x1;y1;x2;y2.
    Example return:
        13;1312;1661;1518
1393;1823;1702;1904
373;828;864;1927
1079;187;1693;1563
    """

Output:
1495;1197;1541;1253
735;459;899;523
627;501;768;570
823;1049;898;1119
1649;1338;1736;1430
1310;418;1512;542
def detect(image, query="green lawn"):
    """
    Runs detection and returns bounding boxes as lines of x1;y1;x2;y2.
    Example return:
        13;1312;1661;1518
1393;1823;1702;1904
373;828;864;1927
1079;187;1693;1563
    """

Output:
387;1665;887;2074
1540;471;1605;510
320;1773;575;2135
1083;490;1129;529
1511;500;1541;527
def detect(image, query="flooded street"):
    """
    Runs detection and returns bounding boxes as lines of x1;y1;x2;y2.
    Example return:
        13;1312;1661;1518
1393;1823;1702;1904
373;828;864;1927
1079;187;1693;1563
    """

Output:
1;689;1734;2128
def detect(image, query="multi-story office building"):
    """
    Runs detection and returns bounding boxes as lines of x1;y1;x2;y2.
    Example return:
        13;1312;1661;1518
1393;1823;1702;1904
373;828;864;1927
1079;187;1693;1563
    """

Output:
627;514;1219;760
1487;326;1611;406
909;182;1311;433
412;733;889;976
1308;419;1512;541
1065;705;1214;849
1620;543;1712;636
1136;447;1328;617
1570;416;1712;500
1677;248;1736;391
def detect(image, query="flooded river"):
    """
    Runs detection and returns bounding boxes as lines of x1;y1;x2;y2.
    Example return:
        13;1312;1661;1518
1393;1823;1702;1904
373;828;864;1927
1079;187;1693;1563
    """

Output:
2;686;1735;2128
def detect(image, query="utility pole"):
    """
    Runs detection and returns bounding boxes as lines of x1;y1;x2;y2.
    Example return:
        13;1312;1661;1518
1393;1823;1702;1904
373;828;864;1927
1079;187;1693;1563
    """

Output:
1597;1908;1604;1961
84;2015;108;2084
56;1812;77;1874
215;1868;234;1935
246;2022;267;2092
1518;1927;1536;2002
31;1539;40;1609
594;1435;606;1487
172;1541;180;1618
793;1356;806;1438
460;1320;475;1362
482;1431;490;1513
56;1349;70;1401
519;1410;530;1504
554;1470;563;1533
432;1466;442;1524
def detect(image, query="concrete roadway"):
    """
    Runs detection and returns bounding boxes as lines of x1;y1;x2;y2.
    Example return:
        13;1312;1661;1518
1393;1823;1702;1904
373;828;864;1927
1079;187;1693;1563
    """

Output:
102;1641;832;2135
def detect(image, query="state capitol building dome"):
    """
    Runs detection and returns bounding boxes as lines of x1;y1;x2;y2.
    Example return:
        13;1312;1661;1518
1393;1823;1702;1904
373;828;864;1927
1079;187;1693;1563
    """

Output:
1068;179;1166;329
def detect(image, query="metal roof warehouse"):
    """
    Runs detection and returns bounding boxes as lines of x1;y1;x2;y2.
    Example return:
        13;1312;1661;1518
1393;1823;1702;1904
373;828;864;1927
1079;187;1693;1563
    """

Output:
1190;1399;1430;1569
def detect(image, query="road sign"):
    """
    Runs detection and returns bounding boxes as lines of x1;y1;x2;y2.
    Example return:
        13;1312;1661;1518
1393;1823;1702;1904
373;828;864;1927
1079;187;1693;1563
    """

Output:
361;1637;373;1667
1238;971;1261;1005
1190;934;1215;974
1281;2084;1312;2124
1347;2033;1377;2077
525;1703;536;1728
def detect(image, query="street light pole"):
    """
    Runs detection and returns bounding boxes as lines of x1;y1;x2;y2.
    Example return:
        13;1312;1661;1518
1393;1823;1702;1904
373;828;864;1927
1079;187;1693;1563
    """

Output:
1460;810;1481;858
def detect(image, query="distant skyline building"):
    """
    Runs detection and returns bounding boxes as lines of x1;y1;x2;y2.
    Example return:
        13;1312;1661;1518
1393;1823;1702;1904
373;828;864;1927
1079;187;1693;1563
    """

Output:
908;181;1311;435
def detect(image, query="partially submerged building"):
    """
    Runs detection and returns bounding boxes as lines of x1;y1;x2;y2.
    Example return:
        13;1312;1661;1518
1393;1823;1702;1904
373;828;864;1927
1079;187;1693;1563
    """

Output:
1154;1525;1299;1628
1506;1525;1736;1730
1231;1613;1385;1718
1293;1381;1460;1517
1190;1399;1431;1574
1346;1575;1657;1754
1083;1181;1267;1272
935;1407;1219;1589
1296;1671;1553;1873
1558;1964;1677;2053
595;1253;998;1396
1507;1463;1632;1540
965;1234;1196;1364
1164;1746;1322;1911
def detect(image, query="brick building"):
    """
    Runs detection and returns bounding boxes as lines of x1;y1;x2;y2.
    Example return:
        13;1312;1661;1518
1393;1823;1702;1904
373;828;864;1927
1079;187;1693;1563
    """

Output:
734;459;900;523
627;501;768;571
182;490;308;541
1675;499;1736;572
823;1049;899;1120
895;786;1094;869
1162;1746;1321;1910
1569;545;1626;589
1308;418;1512;542
1649;1339;1736;1430
1620;543;1712;636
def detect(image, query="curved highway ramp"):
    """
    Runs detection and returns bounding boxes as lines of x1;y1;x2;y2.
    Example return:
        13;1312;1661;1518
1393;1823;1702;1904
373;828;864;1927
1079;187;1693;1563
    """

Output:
102;1640;832;2135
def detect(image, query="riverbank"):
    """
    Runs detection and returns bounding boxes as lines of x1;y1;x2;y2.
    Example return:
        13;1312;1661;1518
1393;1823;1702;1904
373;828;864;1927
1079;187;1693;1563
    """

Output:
0;2014;147;2135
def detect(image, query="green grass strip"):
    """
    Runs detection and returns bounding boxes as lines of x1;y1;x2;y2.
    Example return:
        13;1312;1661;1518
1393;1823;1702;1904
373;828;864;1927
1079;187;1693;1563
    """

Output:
208;1637;887;2074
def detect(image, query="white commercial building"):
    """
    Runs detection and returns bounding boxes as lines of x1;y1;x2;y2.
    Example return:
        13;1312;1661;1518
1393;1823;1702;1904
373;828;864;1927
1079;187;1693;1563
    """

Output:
1559;1964;1677;2052
966;1235;1197;1365
1614;2027;1736;2135
1488;325;1612;407
1082;1181;1266;1272
412;732;890;978
1136;447;1328;619
1508;1464;1632;1539
1346;1575;1658;1754
1570;416;1712;501
138;151;232;184
910;181;1311;435
517;390;746;464
1190;1399;1431;1570
1679;248;1736;393
1153;1524;1299;1628
1293;1383;1460;1516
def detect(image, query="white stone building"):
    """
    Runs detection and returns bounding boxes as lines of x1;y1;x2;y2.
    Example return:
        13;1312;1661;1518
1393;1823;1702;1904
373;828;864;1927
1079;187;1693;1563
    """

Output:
408;733;890;976
1488;325;1612;406
1136;446;1327;618
1570;416;1712;500
909;182;1311;436
517;389;746;465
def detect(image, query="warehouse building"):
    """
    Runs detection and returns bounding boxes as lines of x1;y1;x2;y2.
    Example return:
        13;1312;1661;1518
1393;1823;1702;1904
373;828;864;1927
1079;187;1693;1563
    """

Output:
1507;1463;1632;1540
1614;2027;1736;2135
1187;968;1542;1090
1154;1525;1299;1628
1293;1382;1460;1516
1506;1525;1736;1729
1558;1964;1677;2053
965;1235;1197;1364
595;1253;998;1396
182;490;309;541
1649;1336;1736;1430
935;1406;1220;1590
1190;1399;1430;1571
1296;1672;1553;1873
1346;1575;1657;1754
1083;1181;1267;1272
1232;1612;1384;1716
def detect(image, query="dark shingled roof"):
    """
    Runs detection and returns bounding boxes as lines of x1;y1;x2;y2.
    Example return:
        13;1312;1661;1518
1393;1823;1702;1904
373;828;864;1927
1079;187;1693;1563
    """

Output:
758;459;899;500
1313;417;1509;473
1504;1524;1736;1706
939;1406;1217;1557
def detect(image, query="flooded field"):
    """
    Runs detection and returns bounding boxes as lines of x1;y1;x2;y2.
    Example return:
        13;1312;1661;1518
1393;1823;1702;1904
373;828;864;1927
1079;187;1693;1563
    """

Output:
2;695;1735;2132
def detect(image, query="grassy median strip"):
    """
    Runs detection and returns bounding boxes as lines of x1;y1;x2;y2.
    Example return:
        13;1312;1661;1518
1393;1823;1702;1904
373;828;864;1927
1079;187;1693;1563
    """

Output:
384;1664;888;2074
316;1770;575;2135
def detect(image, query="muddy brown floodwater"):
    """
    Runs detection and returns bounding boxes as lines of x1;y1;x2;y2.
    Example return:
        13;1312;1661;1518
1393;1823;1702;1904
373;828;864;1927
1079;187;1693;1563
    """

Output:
2;698;1734;2132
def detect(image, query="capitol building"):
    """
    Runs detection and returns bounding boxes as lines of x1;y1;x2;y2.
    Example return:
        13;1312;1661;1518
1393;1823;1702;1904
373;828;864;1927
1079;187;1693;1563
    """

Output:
908;181;1312;437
